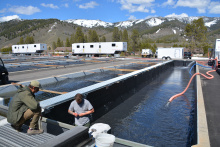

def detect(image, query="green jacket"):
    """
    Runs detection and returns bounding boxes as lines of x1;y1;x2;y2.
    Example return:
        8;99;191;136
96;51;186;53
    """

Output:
7;86;40;124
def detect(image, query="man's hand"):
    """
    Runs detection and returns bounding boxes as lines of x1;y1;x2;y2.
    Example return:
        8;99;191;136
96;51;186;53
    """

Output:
73;112;78;117
78;113;85;117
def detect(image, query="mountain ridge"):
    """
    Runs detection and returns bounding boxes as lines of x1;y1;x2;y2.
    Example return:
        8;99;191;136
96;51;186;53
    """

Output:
0;16;220;49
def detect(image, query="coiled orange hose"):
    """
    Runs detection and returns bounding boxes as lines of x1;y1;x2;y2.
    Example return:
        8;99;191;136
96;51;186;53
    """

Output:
168;70;216;103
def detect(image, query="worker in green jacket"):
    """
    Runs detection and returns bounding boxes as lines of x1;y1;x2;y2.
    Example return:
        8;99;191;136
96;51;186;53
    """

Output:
7;80;43;135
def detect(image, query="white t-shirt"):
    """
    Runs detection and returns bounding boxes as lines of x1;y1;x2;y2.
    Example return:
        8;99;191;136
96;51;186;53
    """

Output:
68;99;93;126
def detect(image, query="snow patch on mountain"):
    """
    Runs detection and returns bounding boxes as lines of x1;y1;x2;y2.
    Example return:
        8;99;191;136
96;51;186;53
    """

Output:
48;22;57;33
156;29;161;33
64;19;113;28
172;29;176;34
115;20;135;28
135;19;144;24
178;17;199;23
145;18;165;27
205;20;217;27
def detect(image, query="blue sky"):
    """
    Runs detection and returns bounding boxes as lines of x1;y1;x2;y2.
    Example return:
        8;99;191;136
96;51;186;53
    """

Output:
0;0;220;22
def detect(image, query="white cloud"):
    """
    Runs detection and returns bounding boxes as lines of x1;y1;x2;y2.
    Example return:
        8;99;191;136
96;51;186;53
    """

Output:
0;15;20;22
41;3;59;9
175;0;210;13
165;13;188;17
162;0;175;6
8;6;41;15
63;3;69;8
118;0;155;13
79;1;99;9
0;8;7;13
128;15;137;20
209;2;220;14
151;9;156;13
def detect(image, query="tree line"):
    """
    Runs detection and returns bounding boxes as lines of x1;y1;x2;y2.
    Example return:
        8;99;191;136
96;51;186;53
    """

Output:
50;27;157;53
3;18;211;55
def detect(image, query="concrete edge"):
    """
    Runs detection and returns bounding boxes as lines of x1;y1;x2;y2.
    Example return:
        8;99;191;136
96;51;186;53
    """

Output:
115;137;151;147
193;64;210;147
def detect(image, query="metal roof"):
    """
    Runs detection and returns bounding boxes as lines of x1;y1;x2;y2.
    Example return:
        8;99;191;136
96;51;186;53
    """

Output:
0;116;55;147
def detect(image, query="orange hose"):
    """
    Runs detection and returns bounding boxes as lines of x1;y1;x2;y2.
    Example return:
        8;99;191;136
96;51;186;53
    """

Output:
168;70;216;102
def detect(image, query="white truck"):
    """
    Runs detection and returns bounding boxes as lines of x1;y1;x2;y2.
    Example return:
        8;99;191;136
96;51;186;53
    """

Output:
157;47;184;59
141;49;153;58
72;42;127;57
12;43;47;55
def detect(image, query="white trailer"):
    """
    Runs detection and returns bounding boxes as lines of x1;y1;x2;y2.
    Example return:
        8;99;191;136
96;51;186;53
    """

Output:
141;49;153;58
72;42;127;57
214;39;220;59
12;43;47;54
157;48;184;59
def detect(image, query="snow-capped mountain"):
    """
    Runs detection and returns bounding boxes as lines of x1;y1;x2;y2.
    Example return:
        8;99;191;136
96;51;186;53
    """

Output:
145;18;165;27
64;17;220;28
63;19;113;28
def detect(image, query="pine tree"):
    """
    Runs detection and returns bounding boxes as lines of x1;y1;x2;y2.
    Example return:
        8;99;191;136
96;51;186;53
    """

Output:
75;27;84;43
100;36;106;42
25;36;30;44
70;33;75;44
112;27;120;42
152;43;157;53
92;30;99;42
18;37;24;44
185;18;207;52
30;36;35;44
131;29;139;54
88;30;93;42
57;37;62;47
65;37;71;47
119;30;123;41
122;29;128;42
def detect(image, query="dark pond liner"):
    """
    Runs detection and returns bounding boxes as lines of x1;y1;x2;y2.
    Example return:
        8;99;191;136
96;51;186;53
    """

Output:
43;61;197;146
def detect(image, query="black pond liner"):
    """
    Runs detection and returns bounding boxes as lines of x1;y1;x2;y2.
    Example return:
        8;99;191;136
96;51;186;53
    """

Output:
4;61;196;146
42;61;197;146
6;61;86;72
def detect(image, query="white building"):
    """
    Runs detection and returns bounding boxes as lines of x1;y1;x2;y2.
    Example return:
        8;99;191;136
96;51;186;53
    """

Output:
12;43;47;54
72;42;127;57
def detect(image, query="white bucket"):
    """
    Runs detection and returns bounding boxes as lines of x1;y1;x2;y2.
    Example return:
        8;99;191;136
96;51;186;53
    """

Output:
95;133;115;147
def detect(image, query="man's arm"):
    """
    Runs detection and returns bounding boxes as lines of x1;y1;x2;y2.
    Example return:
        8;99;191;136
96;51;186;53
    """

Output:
78;108;94;117
68;109;78;117
21;92;39;111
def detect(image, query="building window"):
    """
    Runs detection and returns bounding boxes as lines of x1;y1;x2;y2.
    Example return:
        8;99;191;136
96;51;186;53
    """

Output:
99;45;101;48
15;47;16;49
22;46;24;48
90;45;94;48
34;45;36;47
112;43;116;47
77;45;80;48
